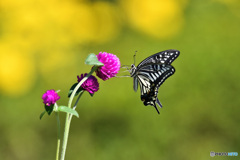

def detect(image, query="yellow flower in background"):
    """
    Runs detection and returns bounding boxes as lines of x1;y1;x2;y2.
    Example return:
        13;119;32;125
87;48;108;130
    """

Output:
121;0;187;39
0;0;122;97
89;1;121;43
1;0;121;46
53;1;121;44
0;45;36;96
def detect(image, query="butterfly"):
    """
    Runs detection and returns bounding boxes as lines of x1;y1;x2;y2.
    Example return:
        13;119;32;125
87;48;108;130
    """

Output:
128;49;180;114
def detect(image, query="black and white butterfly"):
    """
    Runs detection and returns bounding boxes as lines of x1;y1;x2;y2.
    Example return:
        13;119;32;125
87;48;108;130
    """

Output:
125;49;180;114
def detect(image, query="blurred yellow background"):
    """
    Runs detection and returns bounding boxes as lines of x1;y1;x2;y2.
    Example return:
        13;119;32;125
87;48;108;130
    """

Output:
1;0;240;159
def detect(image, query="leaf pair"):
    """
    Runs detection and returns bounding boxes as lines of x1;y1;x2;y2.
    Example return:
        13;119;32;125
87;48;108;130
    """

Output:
40;105;79;119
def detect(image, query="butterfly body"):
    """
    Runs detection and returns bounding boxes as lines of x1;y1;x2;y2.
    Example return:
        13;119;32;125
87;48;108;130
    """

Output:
129;49;180;114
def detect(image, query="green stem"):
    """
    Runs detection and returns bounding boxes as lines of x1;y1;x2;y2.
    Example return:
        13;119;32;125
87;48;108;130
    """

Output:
73;91;84;110
68;91;84;123
55;112;61;160
60;66;98;160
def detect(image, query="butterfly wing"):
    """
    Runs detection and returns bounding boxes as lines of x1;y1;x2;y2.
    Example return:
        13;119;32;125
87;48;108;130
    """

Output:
137;49;180;68
136;64;175;114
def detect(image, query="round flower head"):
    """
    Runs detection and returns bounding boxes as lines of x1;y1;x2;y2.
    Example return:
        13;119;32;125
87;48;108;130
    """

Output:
42;89;60;106
77;73;99;94
95;52;121;80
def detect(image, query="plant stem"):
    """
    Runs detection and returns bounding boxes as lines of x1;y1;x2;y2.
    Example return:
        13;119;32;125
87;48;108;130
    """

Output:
55;112;61;160
72;91;84;111
68;91;84;123
60;66;98;160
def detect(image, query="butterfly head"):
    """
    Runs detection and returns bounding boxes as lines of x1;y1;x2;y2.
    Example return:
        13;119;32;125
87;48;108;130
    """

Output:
129;64;137;76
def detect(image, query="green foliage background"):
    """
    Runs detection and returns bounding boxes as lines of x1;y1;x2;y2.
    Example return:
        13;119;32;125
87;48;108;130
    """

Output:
0;0;240;160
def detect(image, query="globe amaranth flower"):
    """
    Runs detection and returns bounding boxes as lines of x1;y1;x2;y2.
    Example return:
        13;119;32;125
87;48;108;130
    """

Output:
95;52;121;81
77;73;99;94
42;89;60;106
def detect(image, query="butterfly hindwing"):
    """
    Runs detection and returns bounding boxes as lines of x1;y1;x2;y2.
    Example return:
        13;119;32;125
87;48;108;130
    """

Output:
138;64;175;113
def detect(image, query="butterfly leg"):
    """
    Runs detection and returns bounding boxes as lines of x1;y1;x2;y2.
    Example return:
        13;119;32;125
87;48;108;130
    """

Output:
118;70;131;73
121;65;131;69
115;75;131;78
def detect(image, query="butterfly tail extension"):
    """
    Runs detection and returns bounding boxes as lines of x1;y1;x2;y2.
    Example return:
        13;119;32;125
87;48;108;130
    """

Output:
152;98;162;114
156;97;163;108
153;102;160;114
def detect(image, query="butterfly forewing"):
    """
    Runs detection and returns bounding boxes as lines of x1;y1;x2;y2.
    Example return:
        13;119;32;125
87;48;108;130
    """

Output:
137;49;180;68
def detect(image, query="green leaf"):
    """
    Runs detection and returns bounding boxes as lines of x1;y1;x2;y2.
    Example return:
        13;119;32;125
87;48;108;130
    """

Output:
39;111;46;120
68;83;83;97
45;104;54;115
58;106;79;118
85;53;104;66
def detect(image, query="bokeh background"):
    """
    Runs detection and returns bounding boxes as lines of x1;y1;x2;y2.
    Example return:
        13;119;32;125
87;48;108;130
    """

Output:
0;0;240;159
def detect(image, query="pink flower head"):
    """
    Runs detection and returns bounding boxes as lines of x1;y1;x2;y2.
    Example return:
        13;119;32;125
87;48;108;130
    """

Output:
95;52;121;80
42;89;60;106
77;73;99;94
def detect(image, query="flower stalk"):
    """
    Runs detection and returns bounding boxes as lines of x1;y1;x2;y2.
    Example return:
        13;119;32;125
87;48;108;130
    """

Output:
40;52;120;160
55;111;61;160
60;65;99;160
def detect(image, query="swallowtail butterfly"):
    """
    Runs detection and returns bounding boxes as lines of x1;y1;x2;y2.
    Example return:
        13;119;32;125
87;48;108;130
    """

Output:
129;49;180;114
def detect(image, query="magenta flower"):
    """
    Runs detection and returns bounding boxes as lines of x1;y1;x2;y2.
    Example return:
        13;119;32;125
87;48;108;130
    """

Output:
77;73;99;94
95;52;121;80
42;89;60;106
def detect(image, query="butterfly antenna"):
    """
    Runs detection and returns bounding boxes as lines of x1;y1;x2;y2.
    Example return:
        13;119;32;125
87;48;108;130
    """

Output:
133;51;137;65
